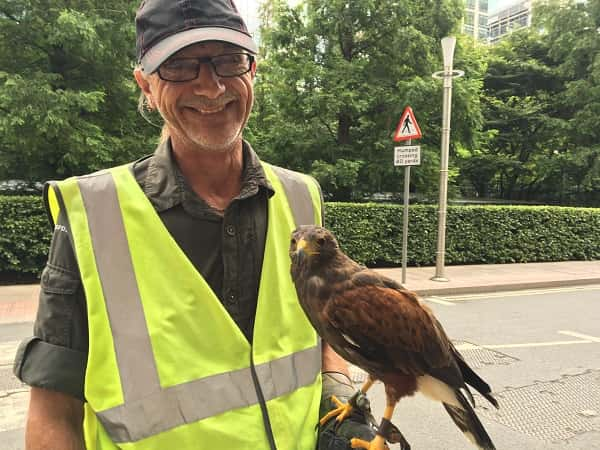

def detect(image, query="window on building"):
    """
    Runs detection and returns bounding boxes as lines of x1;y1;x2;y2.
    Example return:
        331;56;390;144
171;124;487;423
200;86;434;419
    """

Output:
465;12;474;26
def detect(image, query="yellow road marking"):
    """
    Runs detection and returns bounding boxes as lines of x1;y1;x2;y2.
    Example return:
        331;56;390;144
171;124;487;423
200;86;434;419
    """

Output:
458;330;600;350
558;330;600;342
477;340;594;349
425;296;456;306
429;285;600;302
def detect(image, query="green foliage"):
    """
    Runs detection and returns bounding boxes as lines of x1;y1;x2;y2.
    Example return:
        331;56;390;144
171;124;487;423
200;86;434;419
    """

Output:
325;203;600;266
0;196;50;278
311;159;363;200
250;0;486;201
461;0;600;205
0;0;157;182
2;196;599;280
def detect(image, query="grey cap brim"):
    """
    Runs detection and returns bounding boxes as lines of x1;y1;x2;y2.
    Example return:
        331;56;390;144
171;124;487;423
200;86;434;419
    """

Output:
140;27;258;74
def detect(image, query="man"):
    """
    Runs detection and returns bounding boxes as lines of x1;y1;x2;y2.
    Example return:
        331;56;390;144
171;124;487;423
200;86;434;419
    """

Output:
14;0;375;449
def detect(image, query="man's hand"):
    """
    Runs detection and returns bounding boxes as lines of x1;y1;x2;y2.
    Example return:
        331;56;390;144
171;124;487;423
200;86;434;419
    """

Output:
318;394;378;450
318;372;378;450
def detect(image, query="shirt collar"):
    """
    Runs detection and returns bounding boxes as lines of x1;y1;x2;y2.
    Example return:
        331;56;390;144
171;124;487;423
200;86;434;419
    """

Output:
138;139;274;213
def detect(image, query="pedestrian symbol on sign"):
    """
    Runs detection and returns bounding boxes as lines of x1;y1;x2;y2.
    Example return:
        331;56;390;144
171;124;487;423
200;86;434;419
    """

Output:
393;106;422;142
401;115;414;135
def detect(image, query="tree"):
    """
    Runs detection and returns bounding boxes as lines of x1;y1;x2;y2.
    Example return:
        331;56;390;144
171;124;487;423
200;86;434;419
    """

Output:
464;0;600;205
249;0;485;201
0;0;157;182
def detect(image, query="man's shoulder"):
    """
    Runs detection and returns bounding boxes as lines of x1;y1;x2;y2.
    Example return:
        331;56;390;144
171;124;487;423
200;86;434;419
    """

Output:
50;158;144;185
266;163;320;188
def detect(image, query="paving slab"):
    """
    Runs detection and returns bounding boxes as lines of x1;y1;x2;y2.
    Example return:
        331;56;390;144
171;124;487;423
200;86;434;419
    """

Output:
0;285;39;325
376;261;600;296
0;261;599;323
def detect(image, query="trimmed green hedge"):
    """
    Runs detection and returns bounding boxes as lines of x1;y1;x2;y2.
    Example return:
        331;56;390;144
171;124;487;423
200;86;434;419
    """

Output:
325;203;600;266
0;196;51;281
1;197;599;281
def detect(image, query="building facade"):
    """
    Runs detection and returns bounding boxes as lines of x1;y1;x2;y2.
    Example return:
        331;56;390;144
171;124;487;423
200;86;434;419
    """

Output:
463;0;490;41
488;0;533;43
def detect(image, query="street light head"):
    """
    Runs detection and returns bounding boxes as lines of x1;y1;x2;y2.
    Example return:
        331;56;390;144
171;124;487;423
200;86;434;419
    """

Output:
441;36;456;70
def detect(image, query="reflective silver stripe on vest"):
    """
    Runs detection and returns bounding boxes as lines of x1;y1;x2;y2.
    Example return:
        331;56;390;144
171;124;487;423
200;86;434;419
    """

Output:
97;342;321;443
270;166;316;227
78;172;162;403
76;169;321;443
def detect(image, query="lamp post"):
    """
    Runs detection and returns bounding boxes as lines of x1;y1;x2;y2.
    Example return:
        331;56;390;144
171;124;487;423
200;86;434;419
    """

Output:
431;37;463;281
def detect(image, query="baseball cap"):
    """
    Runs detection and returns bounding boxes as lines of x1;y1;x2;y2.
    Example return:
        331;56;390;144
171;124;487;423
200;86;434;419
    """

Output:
136;0;258;75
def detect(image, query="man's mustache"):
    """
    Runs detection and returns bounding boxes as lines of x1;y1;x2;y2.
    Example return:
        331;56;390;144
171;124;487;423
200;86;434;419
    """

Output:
183;92;239;109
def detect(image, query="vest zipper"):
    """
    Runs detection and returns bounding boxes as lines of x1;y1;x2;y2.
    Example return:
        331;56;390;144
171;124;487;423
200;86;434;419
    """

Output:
250;355;278;450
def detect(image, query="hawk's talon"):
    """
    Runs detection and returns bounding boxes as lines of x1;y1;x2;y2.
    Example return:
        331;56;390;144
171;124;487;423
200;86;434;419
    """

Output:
350;436;389;450
319;395;354;426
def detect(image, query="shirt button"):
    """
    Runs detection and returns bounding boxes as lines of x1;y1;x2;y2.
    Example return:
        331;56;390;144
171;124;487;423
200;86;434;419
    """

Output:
228;294;236;303
226;225;235;236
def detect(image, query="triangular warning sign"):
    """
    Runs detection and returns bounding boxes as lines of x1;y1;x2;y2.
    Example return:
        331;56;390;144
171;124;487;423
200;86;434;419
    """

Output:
393;106;422;142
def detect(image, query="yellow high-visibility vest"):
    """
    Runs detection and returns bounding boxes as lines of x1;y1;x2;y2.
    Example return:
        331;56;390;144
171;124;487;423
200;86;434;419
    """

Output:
45;162;323;449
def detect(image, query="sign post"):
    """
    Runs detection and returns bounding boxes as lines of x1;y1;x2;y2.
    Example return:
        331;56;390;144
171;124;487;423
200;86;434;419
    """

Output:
431;37;464;282
394;107;422;284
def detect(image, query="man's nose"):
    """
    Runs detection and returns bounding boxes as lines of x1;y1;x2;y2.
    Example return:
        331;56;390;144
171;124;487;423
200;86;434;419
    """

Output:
191;62;226;98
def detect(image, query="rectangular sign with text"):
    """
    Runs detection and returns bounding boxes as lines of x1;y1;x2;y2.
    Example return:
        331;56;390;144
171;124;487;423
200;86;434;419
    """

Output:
394;145;421;166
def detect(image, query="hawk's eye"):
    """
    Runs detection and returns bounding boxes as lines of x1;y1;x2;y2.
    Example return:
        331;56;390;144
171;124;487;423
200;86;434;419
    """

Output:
290;238;297;246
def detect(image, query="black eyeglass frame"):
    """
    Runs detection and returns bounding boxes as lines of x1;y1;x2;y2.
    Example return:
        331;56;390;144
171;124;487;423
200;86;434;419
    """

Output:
157;53;255;83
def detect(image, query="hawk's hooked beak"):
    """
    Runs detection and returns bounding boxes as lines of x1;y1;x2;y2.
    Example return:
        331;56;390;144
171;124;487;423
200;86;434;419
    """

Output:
296;238;308;252
295;238;308;263
294;238;316;264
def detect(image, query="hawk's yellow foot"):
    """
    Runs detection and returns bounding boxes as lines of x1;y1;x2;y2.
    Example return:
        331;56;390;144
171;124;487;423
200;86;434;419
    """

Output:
319;395;354;426
350;435;388;450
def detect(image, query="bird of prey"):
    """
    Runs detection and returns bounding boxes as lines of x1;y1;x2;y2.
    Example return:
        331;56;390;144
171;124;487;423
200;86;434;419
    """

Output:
289;225;499;450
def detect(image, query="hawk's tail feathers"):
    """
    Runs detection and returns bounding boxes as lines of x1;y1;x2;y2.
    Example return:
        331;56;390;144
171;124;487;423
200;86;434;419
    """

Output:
443;390;496;450
453;347;499;409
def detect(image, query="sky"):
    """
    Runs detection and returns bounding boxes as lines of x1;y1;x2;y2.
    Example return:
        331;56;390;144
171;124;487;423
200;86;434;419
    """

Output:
489;0;520;14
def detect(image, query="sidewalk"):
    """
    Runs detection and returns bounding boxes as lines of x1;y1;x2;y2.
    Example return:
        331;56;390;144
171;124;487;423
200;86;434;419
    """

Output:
0;285;39;324
0;260;599;323
378;260;600;296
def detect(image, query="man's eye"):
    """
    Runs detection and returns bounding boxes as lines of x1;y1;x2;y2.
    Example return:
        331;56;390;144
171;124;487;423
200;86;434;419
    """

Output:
163;60;193;70
219;54;243;64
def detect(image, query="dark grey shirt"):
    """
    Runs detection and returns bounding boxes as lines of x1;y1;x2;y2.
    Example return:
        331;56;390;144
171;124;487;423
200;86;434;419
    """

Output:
14;139;275;400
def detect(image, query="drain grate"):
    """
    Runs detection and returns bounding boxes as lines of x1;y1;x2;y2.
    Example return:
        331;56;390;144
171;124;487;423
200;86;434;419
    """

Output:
477;370;600;442
348;340;516;384
453;340;519;369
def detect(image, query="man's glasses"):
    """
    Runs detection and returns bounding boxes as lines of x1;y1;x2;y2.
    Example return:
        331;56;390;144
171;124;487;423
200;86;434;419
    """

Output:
157;53;254;82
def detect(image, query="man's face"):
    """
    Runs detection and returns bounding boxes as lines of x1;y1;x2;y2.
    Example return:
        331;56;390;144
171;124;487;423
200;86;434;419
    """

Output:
135;42;255;153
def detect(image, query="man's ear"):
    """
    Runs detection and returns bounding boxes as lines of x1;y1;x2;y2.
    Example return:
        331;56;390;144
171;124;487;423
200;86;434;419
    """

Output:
250;59;257;79
134;68;153;100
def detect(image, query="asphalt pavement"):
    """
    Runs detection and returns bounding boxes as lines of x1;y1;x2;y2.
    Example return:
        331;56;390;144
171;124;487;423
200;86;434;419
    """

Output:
0;260;599;449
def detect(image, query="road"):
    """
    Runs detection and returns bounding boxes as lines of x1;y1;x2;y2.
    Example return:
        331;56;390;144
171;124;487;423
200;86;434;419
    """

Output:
1;285;599;449
0;322;31;450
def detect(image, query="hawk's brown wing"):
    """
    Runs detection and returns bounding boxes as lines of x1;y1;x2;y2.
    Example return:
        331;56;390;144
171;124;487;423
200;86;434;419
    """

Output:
322;269;455;380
